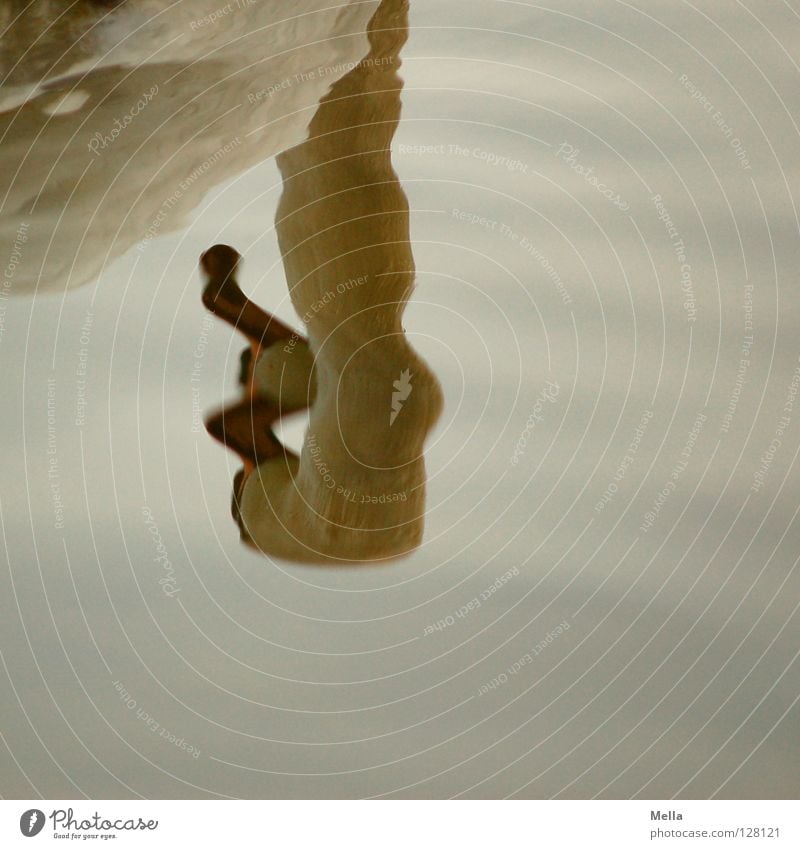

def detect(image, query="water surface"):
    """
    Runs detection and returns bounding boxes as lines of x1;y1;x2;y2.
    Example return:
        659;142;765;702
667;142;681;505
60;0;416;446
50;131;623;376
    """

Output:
1;0;799;799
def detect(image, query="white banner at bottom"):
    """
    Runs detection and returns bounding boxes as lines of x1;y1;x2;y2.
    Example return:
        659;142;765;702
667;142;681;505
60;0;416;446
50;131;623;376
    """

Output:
2;800;797;848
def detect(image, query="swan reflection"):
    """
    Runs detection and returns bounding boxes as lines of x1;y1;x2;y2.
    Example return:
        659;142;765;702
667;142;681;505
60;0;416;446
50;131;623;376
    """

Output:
202;0;443;564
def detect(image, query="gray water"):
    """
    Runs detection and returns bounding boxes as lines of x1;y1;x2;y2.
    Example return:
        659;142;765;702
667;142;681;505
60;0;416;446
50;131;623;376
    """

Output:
1;0;799;798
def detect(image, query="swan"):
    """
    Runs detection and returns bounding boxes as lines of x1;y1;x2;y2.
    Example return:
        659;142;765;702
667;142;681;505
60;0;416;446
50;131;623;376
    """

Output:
202;0;443;564
0;0;379;292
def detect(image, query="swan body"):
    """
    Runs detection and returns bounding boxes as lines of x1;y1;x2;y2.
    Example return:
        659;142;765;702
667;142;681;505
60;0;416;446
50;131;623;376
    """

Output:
0;0;379;292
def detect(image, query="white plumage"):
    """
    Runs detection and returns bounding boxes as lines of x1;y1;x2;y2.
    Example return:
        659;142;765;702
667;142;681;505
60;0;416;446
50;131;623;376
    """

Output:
0;0;378;291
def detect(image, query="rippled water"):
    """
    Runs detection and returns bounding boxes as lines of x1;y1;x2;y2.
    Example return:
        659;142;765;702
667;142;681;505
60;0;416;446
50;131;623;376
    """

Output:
1;0;799;799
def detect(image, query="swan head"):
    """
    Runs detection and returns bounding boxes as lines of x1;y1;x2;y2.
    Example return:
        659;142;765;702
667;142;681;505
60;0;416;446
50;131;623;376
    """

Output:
200;244;241;284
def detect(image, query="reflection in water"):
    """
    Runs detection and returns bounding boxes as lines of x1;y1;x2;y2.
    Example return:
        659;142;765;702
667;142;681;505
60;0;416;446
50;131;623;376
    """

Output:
203;0;443;564
0;0;378;291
